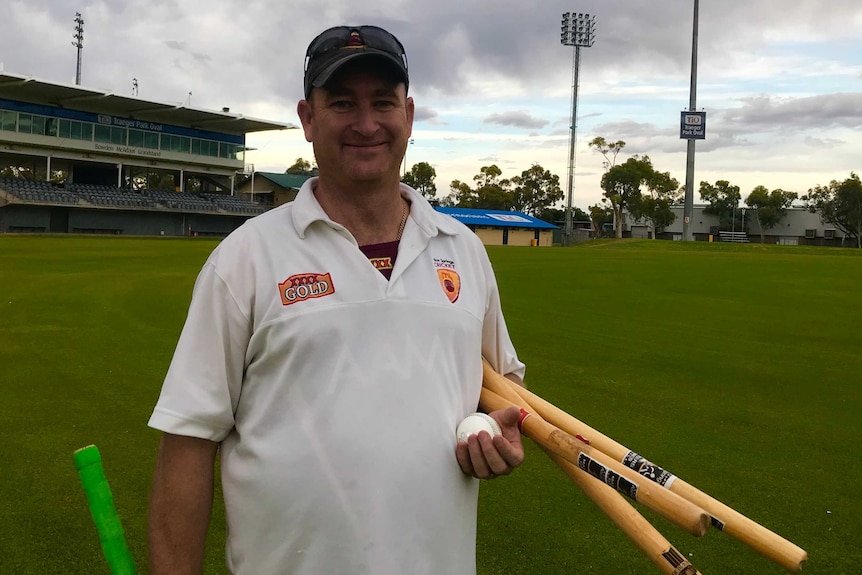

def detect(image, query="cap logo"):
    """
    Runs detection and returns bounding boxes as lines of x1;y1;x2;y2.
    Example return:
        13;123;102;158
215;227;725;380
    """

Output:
278;273;336;306
346;31;365;47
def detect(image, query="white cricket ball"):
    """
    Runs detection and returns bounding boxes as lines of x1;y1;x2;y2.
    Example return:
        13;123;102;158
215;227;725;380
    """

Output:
456;413;502;443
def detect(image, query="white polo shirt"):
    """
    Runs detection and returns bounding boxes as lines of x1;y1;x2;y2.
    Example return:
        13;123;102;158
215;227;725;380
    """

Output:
149;179;525;575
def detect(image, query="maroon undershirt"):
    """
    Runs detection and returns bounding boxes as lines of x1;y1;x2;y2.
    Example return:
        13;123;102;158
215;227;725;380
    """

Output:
359;240;400;280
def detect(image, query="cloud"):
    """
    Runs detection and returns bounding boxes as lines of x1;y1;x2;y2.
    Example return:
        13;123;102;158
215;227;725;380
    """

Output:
717;93;862;131
483;110;548;130
803;136;845;149
414;106;442;124
592;119;663;139
2;0;861;208
163;40;211;65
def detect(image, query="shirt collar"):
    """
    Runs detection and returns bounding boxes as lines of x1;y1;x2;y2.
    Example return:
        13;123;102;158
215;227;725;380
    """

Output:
291;177;462;239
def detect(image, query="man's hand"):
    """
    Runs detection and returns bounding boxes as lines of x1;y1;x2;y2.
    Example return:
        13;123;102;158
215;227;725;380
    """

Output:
455;406;524;480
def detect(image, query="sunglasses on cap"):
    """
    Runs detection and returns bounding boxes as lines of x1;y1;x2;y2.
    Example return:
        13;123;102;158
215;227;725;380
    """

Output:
303;25;409;99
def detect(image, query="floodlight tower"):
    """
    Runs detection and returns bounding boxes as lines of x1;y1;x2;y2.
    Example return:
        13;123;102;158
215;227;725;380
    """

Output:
560;12;596;246
403;138;415;178
73;12;84;85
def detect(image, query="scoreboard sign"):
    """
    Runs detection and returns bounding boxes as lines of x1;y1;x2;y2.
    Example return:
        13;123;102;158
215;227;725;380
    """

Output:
680;111;706;140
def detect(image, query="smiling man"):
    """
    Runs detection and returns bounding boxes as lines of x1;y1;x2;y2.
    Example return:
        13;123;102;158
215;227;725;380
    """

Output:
147;25;526;575
297;53;414;246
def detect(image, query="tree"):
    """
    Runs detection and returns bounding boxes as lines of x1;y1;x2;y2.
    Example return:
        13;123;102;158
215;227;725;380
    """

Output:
588;140;678;239
588;137;626;170
473;166;512;210
510;164;563;217
700;180;742;231
444;165;514;210
402;162;437;198
445;179;478;208
0;165;36;179
536;207;564;225
803;173;862;248
589;203;614;237
589;137;629;237
745;186;799;243
629;169;680;239
185;178;202;193
477;185;514;211
573;207;591;223
473;165;508;189
286;157;316;175
600;156;653;238
129;171;176;191
536;206;589;226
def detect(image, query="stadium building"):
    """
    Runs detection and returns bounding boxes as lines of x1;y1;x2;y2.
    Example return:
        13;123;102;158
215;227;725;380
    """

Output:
622;205;848;246
435;207;557;246
0;71;292;236
235;171;312;209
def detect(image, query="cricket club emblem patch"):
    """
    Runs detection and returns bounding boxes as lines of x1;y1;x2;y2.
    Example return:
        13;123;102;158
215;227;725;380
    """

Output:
434;258;460;303
278;273;335;306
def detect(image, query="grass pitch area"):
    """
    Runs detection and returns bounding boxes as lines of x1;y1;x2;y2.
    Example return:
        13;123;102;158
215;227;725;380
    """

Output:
1;236;859;574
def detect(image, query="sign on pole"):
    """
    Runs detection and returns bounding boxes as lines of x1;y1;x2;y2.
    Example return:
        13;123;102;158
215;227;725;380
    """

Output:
680;111;706;140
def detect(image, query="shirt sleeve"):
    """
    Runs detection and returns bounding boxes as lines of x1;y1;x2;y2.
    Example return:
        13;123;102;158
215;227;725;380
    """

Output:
479;248;526;382
148;258;251;442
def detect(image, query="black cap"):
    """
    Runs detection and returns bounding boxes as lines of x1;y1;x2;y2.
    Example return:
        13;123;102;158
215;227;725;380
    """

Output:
303;25;409;99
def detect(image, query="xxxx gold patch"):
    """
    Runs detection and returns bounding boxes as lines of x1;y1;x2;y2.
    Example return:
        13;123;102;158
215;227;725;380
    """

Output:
437;269;461;303
369;257;394;271
278;273;335;306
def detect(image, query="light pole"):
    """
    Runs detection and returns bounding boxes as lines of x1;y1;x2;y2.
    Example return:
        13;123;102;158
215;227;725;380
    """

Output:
247;163;255;203
682;0;700;241
403;138;414;178
560;12;596;246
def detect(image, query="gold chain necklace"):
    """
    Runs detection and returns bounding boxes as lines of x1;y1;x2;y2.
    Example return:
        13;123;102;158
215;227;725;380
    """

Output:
396;200;410;240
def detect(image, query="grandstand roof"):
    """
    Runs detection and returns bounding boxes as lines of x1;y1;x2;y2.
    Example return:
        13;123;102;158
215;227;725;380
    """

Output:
255;172;313;190
435;207;557;229
0;71;294;135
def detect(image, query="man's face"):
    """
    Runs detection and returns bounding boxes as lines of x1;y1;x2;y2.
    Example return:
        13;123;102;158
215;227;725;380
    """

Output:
297;62;414;186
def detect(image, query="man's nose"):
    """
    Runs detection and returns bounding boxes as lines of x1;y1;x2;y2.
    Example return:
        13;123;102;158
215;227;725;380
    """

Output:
352;104;379;135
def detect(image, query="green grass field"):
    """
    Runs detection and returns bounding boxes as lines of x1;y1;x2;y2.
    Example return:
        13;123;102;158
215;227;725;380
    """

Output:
1;236;859;574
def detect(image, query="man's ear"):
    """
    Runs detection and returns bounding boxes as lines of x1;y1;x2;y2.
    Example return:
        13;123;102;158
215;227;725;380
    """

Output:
296;99;314;143
406;96;415;136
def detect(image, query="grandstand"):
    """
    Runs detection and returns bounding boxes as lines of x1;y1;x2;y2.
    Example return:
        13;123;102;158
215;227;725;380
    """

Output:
0;71;293;235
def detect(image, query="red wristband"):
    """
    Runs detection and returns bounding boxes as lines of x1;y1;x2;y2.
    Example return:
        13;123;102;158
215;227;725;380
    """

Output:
517;408;531;431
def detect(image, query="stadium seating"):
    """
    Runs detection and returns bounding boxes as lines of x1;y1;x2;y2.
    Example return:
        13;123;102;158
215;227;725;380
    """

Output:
139;188;220;212
0;177;80;205
201;192;268;215
0;177;271;215
67;183;158;208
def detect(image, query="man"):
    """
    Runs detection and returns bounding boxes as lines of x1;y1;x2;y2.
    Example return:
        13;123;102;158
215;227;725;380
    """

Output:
148;25;526;575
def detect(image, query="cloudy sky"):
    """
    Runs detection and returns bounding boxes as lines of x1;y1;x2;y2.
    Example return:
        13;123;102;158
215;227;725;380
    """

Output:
2;0;861;210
